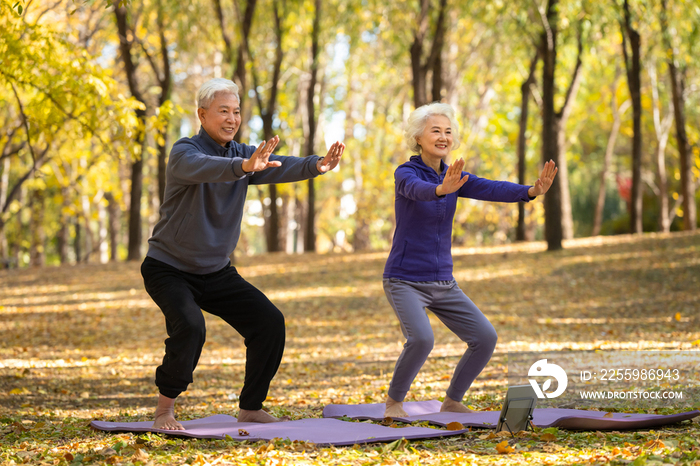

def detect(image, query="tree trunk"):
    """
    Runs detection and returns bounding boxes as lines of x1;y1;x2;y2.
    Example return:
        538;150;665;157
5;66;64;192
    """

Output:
97;195;109;263
74;217;82;263
661;0;696;230
232;0;257;144
410;0;448;107
126;153;144;260
57;185;70;263
622;0;643;234
81;188;94;263
105;192;119;261
253;0;285;253
0;157;9;265
516;51;539;241
669;67;696;231
115;5;148;260
557;121;574;239
29;189;45;266
155;0;172;206
540;0;582;249
648;63;673;232
592;75;630;236
541;0;563;250
304;0;321;253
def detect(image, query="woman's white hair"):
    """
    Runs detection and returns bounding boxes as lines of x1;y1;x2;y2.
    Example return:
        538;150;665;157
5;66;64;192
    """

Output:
404;102;461;154
196;78;240;109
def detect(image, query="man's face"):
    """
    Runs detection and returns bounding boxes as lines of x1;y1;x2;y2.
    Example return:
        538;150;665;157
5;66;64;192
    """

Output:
197;93;241;146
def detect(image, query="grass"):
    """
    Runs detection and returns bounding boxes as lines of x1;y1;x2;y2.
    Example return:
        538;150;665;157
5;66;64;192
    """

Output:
1;231;699;465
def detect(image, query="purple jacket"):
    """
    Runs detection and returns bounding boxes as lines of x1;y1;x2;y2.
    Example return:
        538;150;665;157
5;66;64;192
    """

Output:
383;155;532;281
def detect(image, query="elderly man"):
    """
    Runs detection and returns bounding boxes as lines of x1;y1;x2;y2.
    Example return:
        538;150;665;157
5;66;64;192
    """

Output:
141;78;344;429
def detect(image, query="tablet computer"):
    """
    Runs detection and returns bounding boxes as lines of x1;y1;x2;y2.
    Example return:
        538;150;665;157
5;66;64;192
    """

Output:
496;384;537;434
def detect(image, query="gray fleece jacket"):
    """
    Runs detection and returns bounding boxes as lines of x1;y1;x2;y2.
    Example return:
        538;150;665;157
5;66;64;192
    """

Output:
146;128;322;274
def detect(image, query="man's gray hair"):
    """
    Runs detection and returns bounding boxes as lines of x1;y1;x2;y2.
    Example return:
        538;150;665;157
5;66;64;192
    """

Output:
196;78;240;109
404;102;461;154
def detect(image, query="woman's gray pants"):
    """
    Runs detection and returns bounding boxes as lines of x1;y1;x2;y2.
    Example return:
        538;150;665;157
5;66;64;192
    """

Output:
383;278;498;403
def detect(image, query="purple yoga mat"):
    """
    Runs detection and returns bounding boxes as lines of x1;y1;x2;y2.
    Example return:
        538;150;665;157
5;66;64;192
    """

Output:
91;415;467;446
322;401;700;431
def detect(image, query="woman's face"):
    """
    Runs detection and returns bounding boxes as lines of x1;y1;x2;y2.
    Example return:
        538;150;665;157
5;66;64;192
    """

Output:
416;115;453;159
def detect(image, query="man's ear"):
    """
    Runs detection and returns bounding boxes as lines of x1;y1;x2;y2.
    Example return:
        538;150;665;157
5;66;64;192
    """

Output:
197;107;206;123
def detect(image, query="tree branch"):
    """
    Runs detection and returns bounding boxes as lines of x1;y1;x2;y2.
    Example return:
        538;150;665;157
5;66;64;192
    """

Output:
558;23;583;121
424;0;448;73
212;0;234;65
535;0;553;53
9;83;38;166
134;34;162;83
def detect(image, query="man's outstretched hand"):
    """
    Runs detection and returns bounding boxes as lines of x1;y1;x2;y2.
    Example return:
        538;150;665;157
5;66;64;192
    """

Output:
316;141;345;173
528;159;558;197
241;136;282;173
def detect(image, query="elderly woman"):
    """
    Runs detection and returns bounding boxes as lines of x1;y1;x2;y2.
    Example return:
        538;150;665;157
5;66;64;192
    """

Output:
383;102;556;417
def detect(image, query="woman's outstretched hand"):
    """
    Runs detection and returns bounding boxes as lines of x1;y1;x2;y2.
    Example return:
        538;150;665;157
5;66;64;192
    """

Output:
316;141;345;173
528;159;558;197
241;136;282;173
436;158;469;196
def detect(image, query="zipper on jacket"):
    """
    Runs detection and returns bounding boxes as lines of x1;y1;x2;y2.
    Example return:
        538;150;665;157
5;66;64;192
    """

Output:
435;170;444;280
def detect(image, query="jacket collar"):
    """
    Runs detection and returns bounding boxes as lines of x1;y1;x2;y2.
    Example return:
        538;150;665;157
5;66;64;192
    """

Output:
409;154;447;175
197;127;232;157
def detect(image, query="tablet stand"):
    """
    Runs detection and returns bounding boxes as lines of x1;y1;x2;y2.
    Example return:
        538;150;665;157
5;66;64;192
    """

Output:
497;396;536;437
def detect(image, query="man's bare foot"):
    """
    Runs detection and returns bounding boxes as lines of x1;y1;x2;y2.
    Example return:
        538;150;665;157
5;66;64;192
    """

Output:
238;409;290;423
440;395;474;413
153;394;184;430
384;396;408;418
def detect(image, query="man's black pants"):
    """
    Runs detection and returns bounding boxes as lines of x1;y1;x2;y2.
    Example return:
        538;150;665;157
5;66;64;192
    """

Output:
141;256;285;411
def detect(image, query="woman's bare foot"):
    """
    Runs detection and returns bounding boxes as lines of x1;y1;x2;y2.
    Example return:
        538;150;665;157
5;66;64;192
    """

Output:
384;396;409;418
440;395;474;413
238;409;290;423
153;394;184;430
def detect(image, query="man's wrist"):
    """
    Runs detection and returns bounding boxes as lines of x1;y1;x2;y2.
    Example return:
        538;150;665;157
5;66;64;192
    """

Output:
316;157;324;172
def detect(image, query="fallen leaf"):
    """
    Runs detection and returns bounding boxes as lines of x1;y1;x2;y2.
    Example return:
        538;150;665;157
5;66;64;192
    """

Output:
446;421;464;431
99;447;117;456
540;433;557;442
11;422;28;432
133;449;149;461
64;453;74;461
603;412;614;418
479;432;497;440
644;439;665;449
674;312;681;321
496;440;514;454
238;429;249;436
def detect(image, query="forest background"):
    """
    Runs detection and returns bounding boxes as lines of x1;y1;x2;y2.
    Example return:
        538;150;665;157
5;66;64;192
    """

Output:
1;0;699;267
